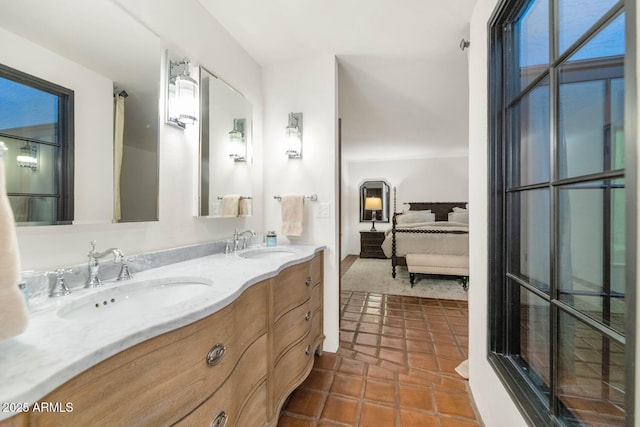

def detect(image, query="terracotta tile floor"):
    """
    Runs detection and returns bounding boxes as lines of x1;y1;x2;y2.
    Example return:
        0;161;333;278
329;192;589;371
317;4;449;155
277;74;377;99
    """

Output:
278;290;481;426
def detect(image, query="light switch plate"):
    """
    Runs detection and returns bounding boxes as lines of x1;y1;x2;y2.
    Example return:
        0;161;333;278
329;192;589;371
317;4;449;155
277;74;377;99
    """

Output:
317;203;330;218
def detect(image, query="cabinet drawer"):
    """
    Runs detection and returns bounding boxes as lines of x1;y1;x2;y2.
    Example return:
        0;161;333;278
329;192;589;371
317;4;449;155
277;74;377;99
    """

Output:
310;282;322;313
310;307;322;344
174;334;268;427
273;301;312;364
272;263;311;321
0;413;26;427
273;333;315;410
309;252;323;285
30;282;268;427
235;381;267;427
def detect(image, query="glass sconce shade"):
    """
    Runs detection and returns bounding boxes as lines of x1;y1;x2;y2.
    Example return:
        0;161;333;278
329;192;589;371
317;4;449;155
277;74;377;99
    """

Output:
168;57;198;128
175;73;197;125
17;142;38;170
285;112;303;158
229;118;246;162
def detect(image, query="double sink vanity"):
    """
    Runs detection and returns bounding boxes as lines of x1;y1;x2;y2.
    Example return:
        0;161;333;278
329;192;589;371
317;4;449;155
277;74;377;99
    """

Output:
0;244;325;426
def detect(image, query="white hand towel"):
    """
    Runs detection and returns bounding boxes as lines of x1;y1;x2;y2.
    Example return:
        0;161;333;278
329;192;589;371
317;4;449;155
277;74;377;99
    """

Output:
281;194;304;236
239;198;252;217
221;195;241;217
0;146;29;341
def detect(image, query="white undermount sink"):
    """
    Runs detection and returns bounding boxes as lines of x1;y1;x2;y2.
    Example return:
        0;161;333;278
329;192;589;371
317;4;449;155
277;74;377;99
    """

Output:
57;277;213;321
238;247;298;260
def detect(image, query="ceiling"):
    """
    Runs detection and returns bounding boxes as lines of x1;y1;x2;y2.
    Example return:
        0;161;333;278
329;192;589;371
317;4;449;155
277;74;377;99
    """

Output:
198;0;477;162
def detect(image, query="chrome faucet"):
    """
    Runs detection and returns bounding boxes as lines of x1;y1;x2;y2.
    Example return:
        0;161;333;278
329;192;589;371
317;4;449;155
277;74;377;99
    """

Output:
233;229;257;251
85;241;133;288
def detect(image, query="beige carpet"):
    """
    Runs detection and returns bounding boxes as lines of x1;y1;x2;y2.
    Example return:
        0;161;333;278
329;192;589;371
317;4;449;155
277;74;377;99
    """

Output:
341;258;468;301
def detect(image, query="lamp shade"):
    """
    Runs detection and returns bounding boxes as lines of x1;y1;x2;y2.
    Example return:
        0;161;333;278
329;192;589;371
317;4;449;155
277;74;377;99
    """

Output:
175;73;198;125
364;197;382;211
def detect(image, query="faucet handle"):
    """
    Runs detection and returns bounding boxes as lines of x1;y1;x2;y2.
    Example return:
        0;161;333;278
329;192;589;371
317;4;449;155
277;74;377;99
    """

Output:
50;268;72;297
115;256;133;281
88;240;97;256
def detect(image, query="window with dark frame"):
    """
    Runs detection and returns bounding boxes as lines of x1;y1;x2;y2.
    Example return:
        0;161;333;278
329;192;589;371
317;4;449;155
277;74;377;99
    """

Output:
488;0;635;426
0;63;74;225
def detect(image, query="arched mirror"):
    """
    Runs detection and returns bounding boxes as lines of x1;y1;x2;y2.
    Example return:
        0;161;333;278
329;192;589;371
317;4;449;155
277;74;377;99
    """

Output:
359;180;390;223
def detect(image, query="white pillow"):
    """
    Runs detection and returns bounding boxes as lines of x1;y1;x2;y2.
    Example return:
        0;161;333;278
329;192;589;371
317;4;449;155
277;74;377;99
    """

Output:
448;212;469;224
397;211;435;224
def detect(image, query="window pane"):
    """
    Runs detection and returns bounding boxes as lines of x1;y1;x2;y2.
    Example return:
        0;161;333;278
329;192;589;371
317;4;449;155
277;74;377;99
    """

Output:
8;195;58;225
516;0;549;91
508;80;550;187
514;284;551;397
558;0;620;56
0;77;59;144
557;311;625;426
610;78;625;170
558;180;625;334
558;80;606;178
507;189;550;292
2;138;58;195
558;15;624;179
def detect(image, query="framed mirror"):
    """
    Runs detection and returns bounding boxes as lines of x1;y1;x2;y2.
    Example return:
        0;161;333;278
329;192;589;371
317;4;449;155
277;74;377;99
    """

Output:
360;180;390;223
0;0;160;225
199;67;253;218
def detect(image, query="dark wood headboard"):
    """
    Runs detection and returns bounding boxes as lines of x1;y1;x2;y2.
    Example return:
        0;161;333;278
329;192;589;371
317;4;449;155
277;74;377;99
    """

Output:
405;202;467;221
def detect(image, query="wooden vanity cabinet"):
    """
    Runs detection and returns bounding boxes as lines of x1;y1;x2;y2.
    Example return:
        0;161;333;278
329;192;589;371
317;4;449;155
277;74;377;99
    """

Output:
29;281;269;427
269;252;324;424
0;251;324;427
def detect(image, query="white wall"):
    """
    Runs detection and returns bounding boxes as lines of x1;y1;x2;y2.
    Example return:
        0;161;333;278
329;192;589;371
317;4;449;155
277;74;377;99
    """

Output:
10;0;265;271
467;0;528;425
343;156;469;256
262;56;339;352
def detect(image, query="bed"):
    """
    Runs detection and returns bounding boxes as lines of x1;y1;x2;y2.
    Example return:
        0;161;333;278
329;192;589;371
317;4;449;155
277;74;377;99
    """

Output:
380;201;469;279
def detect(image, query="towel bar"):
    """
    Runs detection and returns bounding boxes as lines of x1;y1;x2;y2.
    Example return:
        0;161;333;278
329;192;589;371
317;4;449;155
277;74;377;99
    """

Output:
217;196;252;200
274;194;318;202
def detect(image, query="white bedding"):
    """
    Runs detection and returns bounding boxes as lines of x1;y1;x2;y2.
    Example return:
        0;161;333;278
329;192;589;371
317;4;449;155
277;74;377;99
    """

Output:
381;221;469;258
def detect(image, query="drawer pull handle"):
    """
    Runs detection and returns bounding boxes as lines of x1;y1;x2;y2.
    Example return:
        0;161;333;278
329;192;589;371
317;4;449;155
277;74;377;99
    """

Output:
210;411;228;427
305;276;312;286
305;344;313;356
305;311;312;321
206;343;226;367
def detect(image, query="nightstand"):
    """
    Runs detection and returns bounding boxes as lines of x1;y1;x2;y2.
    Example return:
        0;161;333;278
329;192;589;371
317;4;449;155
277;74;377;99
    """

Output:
359;231;386;259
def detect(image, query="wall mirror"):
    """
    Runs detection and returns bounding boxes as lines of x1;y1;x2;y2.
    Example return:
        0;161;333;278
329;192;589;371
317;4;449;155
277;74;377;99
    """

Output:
360;180;390;223
0;0;160;225
199;67;253;218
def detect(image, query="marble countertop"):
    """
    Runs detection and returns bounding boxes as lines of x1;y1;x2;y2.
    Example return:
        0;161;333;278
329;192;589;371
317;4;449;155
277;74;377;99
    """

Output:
0;244;324;421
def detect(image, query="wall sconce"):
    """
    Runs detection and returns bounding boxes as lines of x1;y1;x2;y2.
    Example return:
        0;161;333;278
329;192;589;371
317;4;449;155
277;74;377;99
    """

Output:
167;57;198;128
229;118;246;162
364;197;382;231
284;112;303;159
17;142;38;171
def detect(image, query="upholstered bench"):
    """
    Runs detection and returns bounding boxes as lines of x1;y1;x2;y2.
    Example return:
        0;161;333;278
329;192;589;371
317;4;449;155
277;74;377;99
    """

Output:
406;253;469;290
